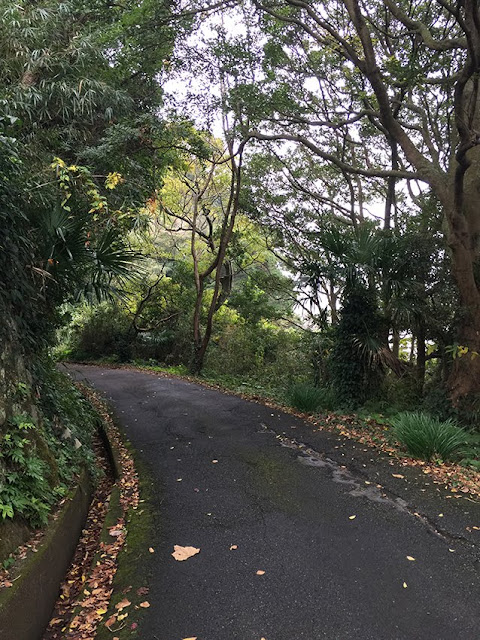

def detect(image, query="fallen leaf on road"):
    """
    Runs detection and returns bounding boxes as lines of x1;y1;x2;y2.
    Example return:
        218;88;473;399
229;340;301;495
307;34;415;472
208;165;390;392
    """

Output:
392;474;404;479
212;460;218;463
177;478;182;482
172;545;200;561
104;616;116;629
137;586;149;596
230;545;238;550
406;556;415;561
438;513;444;517
403;582;408;588
349;515;356;520
139;601;150;608
182;637;197;639
115;598;131;611
149;547;155;553
117;613;128;621
256;570;265;575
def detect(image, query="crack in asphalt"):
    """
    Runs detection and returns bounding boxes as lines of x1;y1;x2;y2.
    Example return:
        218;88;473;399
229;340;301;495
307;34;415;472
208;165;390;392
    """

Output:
259;423;478;551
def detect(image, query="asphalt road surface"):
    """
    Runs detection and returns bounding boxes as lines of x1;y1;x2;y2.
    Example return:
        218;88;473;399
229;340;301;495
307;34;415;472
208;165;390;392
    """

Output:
65;364;480;640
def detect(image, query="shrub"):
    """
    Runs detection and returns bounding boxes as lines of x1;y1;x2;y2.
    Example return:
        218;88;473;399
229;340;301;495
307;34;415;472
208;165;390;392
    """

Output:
328;286;385;408
391;411;470;461
65;303;132;361
288;383;336;413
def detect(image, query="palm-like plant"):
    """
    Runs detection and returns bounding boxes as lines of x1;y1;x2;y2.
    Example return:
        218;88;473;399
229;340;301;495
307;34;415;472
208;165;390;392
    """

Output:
35;205;140;305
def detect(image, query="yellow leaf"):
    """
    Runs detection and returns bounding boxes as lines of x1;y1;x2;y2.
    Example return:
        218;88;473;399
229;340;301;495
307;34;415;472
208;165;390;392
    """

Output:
349;515;356;520
172;545;200;561
96;608;107;615
403;582;408;588
406;556;415;561
117;613;128;621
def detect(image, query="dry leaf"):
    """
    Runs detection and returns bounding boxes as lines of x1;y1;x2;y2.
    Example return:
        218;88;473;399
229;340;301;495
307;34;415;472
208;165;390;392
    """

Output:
104;616;116;629
403;582;408;588
139;601;150;608
182;637;198;640
256;570;265;575
212;459;218;463
49;618;63;626
392;474;404;479
172;545;200;561
230;545;238;550
149;547;155;553
406;556;415;561
137;586;149;596
349;515;356;520
115;598;131;611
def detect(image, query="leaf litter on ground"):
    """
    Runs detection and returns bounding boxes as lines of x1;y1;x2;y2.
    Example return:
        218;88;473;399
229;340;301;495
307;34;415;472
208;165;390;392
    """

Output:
42;385;140;640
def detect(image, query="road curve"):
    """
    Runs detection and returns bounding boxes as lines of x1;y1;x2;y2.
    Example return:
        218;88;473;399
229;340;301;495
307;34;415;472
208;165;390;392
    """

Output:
65;364;480;640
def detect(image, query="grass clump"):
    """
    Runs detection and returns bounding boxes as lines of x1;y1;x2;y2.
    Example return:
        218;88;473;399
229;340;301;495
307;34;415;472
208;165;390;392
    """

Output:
287;383;336;413
391;411;470;461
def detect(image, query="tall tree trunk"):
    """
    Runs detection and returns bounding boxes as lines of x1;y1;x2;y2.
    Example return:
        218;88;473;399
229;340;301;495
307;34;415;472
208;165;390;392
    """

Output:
445;146;480;405
416;321;426;392
392;329;400;359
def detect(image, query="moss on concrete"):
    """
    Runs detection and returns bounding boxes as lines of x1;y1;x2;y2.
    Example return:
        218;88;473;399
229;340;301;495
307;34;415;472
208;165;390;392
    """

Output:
96;429;159;640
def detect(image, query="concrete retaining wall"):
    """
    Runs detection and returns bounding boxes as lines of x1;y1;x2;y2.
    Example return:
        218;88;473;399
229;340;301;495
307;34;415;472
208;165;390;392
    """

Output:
0;471;92;640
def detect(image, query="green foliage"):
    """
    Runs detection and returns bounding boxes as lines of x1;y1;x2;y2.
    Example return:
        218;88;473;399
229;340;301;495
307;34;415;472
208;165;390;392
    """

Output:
63;303;133;362
0;362;100;528
329;286;385;408
0;416;52;527
391;412;470;461
287;383;336;413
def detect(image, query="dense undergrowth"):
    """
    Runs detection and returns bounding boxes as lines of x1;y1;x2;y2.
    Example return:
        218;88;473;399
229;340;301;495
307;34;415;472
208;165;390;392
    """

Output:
0;361;100;530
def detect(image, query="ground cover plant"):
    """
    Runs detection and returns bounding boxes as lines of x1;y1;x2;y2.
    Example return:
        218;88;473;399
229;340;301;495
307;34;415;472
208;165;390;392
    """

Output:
391;412;471;462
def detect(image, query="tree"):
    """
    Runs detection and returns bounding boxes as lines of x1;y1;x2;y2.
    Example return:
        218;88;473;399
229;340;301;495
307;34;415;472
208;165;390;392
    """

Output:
187;0;480;405
159;136;246;373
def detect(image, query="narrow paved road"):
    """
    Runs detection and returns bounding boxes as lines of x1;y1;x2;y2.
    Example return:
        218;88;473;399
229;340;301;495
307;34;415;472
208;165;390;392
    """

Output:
66;365;480;640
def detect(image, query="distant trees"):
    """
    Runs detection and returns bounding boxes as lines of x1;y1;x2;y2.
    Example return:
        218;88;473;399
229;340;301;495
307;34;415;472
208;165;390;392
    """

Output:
173;0;480;407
